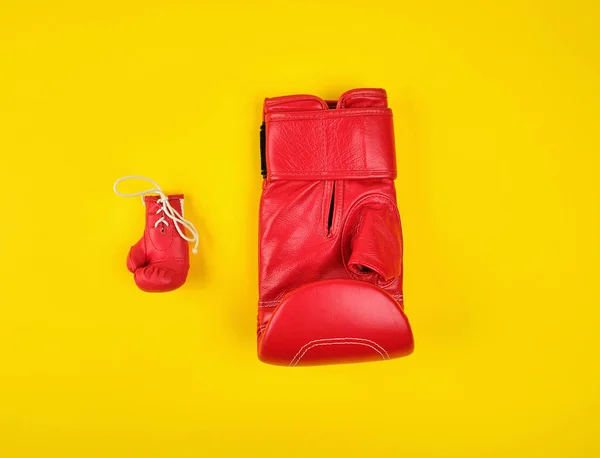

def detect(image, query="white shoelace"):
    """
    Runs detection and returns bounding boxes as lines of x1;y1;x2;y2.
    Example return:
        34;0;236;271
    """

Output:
113;175;199;254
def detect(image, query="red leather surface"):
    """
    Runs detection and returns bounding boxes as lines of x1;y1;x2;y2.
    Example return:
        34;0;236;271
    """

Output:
264;107;396;181
259;279;413;366
126;194;190;292
257;88;414;366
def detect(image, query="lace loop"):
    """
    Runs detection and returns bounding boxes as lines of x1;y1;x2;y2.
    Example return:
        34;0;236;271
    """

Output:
113;175;199;254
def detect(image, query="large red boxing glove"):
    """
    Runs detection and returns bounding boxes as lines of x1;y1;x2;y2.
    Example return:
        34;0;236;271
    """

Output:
114;176;199;293
257;88;414;366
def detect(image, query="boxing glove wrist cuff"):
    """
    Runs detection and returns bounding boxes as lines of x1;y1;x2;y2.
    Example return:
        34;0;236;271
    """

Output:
263;108;397;181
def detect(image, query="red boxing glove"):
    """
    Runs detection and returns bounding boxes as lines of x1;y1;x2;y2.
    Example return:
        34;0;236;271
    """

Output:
114;176;199;293
257;88;414;366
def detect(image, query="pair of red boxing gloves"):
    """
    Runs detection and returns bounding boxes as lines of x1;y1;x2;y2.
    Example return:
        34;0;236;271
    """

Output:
114;88;414;367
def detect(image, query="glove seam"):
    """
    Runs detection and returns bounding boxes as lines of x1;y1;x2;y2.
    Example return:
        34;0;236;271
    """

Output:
266;110;391;121
289;338;391;367
269;170;396;176
320;114;325;173
143;258;187;264
258;302;279;308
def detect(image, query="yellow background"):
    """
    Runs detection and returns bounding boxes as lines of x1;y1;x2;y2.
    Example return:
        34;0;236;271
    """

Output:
1;0;599;457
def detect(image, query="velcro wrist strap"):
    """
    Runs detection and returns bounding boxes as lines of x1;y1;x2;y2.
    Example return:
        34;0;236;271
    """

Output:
264;108;397;181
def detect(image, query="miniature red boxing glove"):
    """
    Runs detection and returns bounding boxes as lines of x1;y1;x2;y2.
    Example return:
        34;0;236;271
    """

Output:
114;176;199;293
257;88;414;366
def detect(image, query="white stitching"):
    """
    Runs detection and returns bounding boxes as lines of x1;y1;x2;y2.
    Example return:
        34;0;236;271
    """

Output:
260;294;402;309
258;301;280;308
291;342;388;366
266;110;391;121
289;338;390;366
260;294;402;305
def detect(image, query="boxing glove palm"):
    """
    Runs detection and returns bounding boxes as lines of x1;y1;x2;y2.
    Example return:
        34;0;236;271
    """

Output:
257;88;414;366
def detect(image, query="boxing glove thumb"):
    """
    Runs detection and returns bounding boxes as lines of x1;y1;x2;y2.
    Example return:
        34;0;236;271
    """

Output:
126;237;146;273
343;197;403;286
